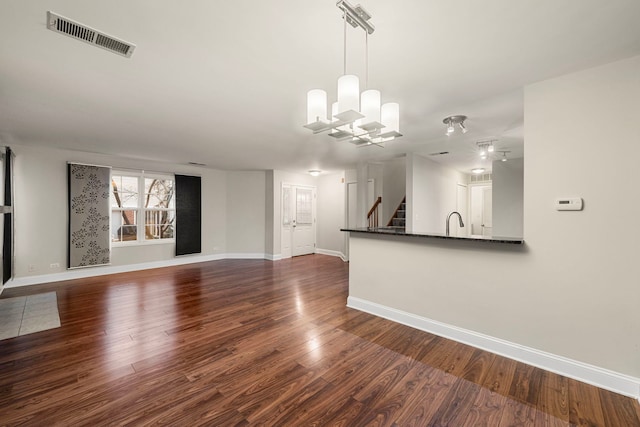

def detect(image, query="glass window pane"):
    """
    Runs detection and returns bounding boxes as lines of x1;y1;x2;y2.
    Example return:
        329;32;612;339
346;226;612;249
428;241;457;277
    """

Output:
282;187;291;226
144;209;175;240
144;178;174;209
111;210;138;242
112;175;139;208
296;188;313;225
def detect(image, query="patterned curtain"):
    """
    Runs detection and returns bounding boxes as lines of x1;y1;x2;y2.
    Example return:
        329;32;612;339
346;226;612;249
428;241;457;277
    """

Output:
67;163;111;268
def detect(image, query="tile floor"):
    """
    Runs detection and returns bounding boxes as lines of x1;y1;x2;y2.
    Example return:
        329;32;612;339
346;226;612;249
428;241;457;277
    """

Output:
0;292;60;340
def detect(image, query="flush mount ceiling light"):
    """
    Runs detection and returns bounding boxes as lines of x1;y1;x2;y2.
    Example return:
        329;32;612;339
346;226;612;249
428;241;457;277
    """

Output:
303;0;401;147
443;115;468;136
471;168;486;174
308;170;322;177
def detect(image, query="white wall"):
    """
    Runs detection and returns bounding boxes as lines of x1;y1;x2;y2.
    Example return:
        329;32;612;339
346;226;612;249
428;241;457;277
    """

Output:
492;157;524;237
407;153;466;233
316;171;346;257
522;54;640;376
381;156;406;225
226;171;266;254
368;163;384;205
349;55;640;381
12;144;227;278
264;170;274;257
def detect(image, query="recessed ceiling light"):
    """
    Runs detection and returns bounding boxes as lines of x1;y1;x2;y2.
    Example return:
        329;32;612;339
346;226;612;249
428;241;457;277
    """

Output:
471;168;485;174
309;170;322;177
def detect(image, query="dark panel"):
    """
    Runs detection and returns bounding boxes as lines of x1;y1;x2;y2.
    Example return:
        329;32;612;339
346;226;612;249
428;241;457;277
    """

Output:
3;147;12;284
175;174;201;256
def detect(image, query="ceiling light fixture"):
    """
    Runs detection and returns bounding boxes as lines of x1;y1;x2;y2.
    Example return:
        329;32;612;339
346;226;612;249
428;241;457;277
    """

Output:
303;0;401;147
471;168;485;174
443;115;468;136
476;140;498;158
308;170;322;177
497;151;510;162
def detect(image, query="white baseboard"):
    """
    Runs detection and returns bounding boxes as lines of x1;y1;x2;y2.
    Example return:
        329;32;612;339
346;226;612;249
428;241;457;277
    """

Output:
5;251;342;289
347;296;640;400
315;248;347;262
6;253;253;288
225;253;267;259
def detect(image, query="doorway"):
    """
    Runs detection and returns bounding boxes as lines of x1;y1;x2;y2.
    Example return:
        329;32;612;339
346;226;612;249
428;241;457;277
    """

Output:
281;184;316;258
452;183;468;237
470;184;492;237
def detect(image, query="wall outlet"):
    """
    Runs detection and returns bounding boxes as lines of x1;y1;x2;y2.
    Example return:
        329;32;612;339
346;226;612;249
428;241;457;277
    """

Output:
50;263;60;269
28;264;36;272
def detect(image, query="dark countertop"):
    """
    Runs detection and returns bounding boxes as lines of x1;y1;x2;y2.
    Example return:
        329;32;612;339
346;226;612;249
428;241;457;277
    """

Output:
340;227;524;245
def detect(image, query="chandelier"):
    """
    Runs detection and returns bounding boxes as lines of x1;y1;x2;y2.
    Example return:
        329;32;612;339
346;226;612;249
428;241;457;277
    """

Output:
303;0;401;147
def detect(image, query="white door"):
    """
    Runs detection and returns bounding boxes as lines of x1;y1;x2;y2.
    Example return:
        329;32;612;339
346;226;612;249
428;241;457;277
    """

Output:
293;186;316;256
482;187;493;237
281;184;293;258
470;184;493;236
454;183;468;237
281;184;316;258
347;183;358;228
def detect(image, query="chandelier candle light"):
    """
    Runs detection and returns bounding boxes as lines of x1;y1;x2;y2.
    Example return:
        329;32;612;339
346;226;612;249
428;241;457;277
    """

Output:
304;0;401;146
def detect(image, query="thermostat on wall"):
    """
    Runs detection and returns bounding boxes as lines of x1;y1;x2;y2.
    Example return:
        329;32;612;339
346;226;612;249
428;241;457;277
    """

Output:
555;197;583;211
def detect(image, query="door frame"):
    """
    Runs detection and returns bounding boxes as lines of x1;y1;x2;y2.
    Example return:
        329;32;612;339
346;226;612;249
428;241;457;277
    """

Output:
281;182;317;259
469;182;492;237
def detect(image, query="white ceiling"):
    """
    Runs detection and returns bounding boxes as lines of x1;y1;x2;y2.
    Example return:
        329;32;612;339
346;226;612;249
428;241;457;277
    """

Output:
1;1;639;174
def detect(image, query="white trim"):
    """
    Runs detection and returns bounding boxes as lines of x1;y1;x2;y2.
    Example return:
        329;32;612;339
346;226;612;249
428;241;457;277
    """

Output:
7;252;292;288
7;254;225;288
315;248;347;262
347;296;640;400
224;253;267;260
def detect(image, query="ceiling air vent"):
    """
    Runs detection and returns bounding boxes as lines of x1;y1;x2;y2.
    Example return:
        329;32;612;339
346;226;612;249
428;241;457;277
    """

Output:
46;11;136;58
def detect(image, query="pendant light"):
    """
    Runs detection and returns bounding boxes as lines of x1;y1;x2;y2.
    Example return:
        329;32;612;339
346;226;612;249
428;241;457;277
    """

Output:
303;0;401;146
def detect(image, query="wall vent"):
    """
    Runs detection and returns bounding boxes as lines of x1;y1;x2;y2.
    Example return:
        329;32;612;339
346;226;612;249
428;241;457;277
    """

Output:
46;11;135;58
470;173;492;183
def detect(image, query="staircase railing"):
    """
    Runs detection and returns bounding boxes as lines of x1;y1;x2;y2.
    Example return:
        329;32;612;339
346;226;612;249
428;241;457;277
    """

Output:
367;196;382;228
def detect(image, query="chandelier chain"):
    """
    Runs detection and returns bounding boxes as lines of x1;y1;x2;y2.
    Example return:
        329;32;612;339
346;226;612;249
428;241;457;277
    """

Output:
343;10;347;75
365;31;369;89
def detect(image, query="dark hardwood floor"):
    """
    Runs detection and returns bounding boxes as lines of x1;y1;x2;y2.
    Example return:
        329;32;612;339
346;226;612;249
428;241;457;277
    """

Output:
1;255;639;426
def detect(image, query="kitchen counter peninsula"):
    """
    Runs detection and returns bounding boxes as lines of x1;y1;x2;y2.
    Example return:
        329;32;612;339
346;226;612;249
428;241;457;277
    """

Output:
341;227;524;244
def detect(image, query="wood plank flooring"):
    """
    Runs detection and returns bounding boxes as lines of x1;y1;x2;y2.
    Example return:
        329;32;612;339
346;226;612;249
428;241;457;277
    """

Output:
0;255;638;426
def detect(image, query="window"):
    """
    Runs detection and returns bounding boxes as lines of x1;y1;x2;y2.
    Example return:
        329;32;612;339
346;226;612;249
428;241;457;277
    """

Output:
111;172;175;244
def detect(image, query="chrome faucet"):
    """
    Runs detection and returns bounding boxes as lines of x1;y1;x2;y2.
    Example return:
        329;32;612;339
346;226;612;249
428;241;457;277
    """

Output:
446;211;464;236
